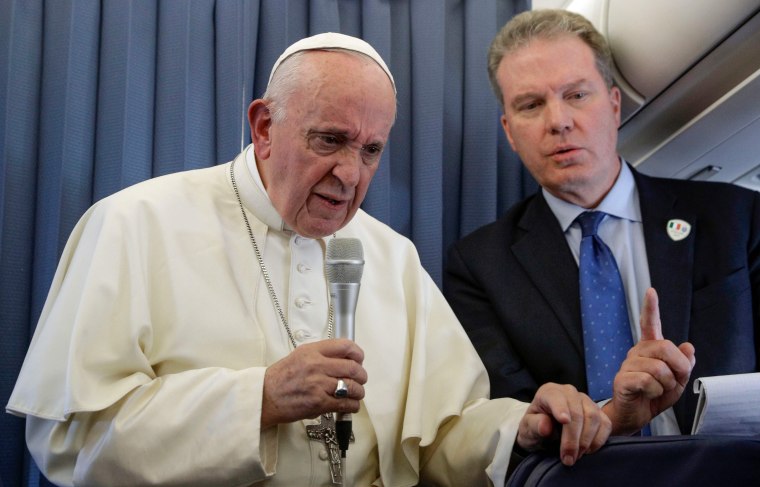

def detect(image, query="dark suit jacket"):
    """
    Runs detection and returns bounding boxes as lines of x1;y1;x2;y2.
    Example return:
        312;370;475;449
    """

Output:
443;167;760;433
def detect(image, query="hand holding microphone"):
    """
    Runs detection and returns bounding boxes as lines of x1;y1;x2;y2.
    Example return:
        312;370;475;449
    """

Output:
325;238;364;458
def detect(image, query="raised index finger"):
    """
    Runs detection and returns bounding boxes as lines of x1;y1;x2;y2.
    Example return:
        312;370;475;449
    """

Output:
639;287;663;341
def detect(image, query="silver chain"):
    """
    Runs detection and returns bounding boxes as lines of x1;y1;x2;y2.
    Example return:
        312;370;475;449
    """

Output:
230;161;334;349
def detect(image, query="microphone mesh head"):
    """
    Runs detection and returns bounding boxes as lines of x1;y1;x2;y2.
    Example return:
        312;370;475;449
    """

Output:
325;238;364;284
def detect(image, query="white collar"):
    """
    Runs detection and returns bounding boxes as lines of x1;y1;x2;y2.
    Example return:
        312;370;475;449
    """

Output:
231;144;287;232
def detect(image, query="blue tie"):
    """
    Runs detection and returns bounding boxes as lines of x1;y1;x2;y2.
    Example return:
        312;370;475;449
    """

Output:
577;211;633;401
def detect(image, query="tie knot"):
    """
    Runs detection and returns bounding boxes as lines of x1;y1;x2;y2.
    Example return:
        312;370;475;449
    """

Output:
576;211;606;237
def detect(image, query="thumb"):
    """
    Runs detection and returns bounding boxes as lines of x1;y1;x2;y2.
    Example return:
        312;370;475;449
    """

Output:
639;287;663;341
679;341;697;368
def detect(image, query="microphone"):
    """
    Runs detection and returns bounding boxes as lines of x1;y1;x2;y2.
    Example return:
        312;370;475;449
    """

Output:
325;238;364;459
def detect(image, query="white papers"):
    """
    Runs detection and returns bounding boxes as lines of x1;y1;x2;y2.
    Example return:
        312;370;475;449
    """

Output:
691;372;760;435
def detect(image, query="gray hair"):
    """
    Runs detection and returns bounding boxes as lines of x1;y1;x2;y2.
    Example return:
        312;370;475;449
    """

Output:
262;49;396;123
487;9;614;107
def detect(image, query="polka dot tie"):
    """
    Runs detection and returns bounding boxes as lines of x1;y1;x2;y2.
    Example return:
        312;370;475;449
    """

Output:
577;211;633;401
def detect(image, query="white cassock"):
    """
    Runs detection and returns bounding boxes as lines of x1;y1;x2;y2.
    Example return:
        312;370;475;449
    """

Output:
7;146;529;486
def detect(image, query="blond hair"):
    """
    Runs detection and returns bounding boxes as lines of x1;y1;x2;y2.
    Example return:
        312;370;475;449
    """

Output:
488;9;614;107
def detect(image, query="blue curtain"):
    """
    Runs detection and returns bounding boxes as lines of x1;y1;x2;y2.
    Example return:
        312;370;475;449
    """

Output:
0;0;534;485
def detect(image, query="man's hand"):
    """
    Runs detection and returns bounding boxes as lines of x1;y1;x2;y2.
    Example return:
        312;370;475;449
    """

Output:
603;288;696;435
518;383;611;466
261;339;367;429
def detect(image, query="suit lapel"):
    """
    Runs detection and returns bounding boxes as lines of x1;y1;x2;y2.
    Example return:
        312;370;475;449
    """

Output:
635;171;695;344
512;193;585;357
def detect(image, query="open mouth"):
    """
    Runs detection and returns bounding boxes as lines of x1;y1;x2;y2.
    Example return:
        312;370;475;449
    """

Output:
318;194;343;206
548;146;582;161
553;146;577;155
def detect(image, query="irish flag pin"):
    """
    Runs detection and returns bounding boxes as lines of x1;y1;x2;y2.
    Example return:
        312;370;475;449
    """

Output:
666;219;691;241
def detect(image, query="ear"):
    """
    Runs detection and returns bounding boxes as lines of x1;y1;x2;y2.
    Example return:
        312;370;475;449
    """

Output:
609;86;622;127
248;99;273;160
501;113;517;152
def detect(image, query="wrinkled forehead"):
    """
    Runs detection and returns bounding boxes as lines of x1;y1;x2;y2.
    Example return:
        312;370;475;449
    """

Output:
299;54;397;131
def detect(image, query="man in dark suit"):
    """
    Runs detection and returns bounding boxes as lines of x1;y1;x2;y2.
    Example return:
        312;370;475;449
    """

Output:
444;9;758;436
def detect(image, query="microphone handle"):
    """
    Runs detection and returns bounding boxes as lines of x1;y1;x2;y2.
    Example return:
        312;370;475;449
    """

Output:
329;282;359;454
330;282;359;341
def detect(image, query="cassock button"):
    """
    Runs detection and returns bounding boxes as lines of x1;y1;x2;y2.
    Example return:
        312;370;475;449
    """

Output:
293;329;311;342
295;297;312;309
318;449;329;461
297;263;311;273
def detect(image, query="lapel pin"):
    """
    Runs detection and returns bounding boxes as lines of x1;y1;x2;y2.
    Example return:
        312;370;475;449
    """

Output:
666;219;691;241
